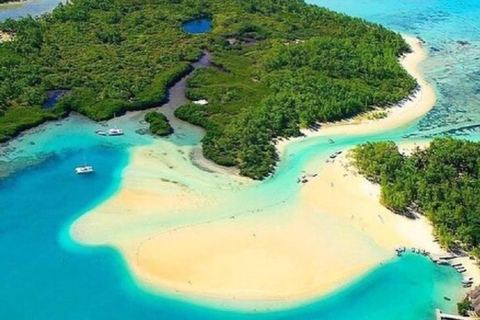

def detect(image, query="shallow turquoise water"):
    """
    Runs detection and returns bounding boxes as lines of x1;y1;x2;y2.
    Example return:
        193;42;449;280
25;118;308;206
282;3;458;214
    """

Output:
1;1;479;319
309;0;480;139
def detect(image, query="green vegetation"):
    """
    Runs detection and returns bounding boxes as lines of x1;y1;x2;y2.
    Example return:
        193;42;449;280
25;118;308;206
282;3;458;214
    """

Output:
0;0;416;178
0;0;202;142
351;138;480;256
458;298;473;316
145;111;173;136
366;110;388;120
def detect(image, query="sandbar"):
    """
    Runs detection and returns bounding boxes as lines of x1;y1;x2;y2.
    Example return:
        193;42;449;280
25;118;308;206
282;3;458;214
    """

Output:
70;34;456;310
277;35;436;154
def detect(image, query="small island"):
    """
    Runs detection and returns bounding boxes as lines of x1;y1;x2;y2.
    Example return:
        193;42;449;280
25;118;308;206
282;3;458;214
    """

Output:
0;0;416;178
144;111;173;136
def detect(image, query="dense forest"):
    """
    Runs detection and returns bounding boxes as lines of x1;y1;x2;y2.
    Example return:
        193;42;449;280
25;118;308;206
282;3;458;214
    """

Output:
351;138;480;257
0;0;416;178
145;111;173;136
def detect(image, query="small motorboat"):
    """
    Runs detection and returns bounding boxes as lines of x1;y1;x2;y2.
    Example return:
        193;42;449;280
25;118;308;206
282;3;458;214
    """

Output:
95;129;107;136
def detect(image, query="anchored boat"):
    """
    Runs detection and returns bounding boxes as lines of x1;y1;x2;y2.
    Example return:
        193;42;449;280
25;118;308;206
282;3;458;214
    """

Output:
75;165;94;174
75;151;94;174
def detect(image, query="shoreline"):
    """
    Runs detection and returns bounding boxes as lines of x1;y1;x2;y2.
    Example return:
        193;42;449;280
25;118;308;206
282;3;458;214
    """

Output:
0;0;29;7
69;34;461;311
305;147;480;289
276;35;436;154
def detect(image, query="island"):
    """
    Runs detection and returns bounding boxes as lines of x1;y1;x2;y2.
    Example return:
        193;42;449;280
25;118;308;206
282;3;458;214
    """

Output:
351;137;480;258
144;111;173;136
351;138;480;315
70;29;443;313
0;0;416;178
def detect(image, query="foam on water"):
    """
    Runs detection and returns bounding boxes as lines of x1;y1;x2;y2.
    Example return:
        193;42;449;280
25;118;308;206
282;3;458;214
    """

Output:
1;0;479;319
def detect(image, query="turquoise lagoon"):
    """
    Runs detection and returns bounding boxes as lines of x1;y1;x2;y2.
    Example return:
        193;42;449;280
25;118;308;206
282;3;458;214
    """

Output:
1;1;480;319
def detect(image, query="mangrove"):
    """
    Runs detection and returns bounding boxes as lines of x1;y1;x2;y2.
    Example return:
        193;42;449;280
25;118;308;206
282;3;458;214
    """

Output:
0;0;416;178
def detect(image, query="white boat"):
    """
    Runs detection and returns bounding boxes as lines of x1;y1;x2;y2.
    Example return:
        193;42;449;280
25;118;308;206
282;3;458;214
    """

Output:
75;151;94;174
95;129;107;136
107;127;124;136
462;277;474;284
193;99;208;106
106;114;124;136
75;165;94;174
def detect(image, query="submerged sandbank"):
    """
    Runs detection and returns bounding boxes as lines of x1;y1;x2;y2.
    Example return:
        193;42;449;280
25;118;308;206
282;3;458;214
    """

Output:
71;142;389;309
72;143;467;310
70;34;449;310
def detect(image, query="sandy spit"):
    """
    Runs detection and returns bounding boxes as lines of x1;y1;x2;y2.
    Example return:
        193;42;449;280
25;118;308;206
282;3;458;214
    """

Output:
69;35;458;310
276;35;436;154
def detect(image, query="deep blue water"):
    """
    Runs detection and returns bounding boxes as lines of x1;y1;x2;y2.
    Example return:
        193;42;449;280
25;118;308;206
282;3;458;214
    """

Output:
1;0;479;319
182;18;212;34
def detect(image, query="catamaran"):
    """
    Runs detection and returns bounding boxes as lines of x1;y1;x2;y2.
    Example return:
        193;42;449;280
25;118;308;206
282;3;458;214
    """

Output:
75;151;94;174
107;113;124;136
75;165;94;174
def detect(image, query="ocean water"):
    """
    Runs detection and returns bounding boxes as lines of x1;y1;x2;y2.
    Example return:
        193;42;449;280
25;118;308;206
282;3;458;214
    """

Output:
0;0;64;20
1;1;479;319
308;0;480;139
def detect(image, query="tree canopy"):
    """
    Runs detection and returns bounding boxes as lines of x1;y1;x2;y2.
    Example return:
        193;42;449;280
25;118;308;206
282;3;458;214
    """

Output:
0;0;416;178
351;138;480;255
145;111;173;136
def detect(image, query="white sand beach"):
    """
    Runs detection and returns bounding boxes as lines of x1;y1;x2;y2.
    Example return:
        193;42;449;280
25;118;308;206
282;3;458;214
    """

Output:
69;34;464;310
276;35;436;154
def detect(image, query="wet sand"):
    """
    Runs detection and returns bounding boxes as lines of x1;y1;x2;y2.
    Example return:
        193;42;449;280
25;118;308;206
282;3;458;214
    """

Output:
70;35;448;310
